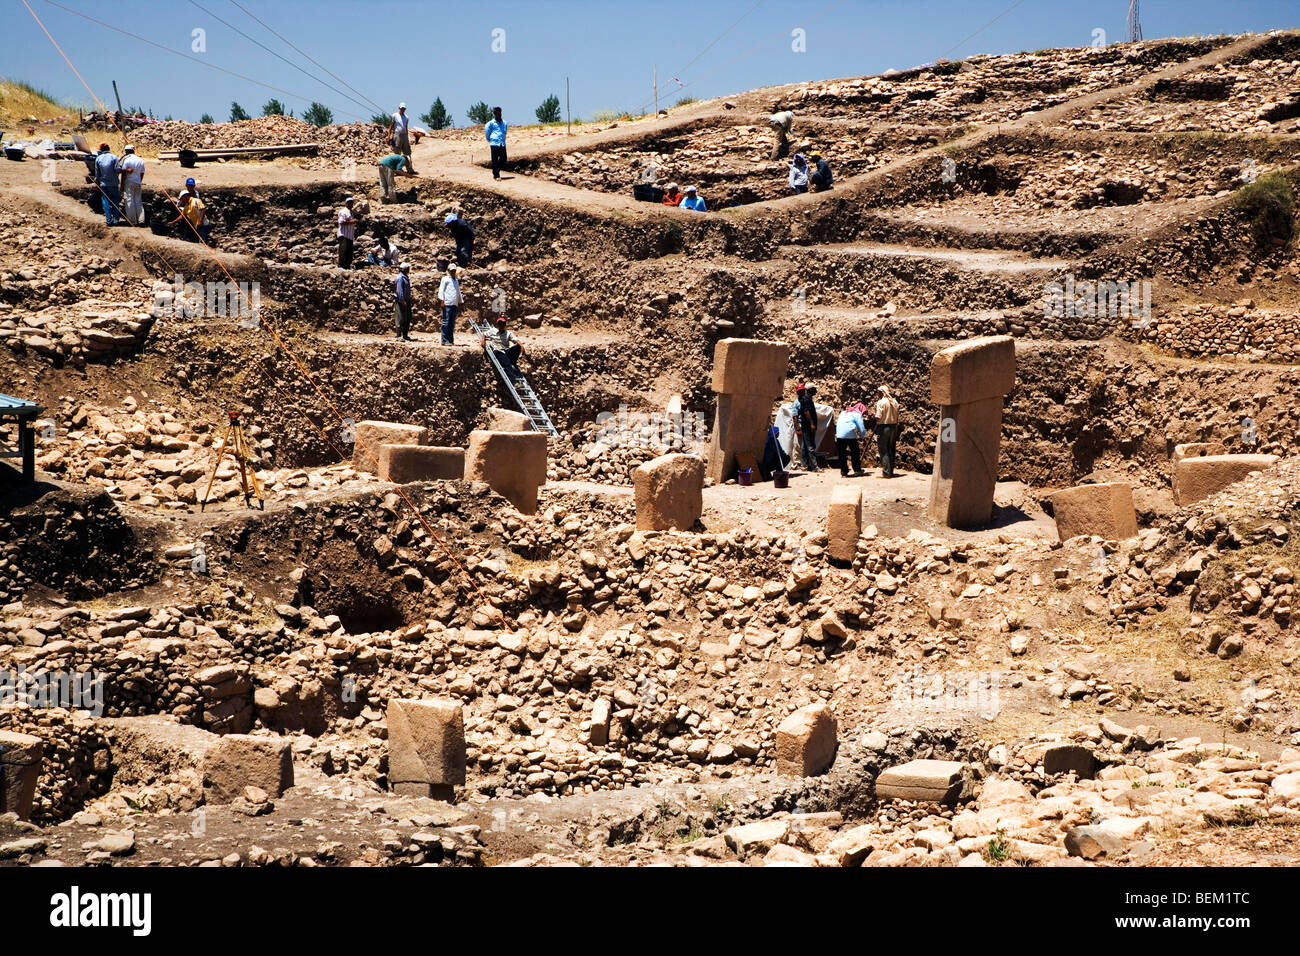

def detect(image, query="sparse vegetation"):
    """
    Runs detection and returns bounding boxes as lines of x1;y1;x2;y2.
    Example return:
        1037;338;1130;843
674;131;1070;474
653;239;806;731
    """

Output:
1233;170;1295;247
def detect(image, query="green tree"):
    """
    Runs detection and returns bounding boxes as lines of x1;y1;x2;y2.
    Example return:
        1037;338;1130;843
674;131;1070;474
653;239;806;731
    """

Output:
199;113;214;124
371;112;391;126
302;102;334;127
466;101;492;125
262;98;292;117
535;94;561;124
229;101;250;122
421;98;452;130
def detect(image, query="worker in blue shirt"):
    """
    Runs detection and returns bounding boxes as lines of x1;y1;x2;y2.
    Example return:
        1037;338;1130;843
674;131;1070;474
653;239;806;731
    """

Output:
835;402;868;476
393;263;413;342
678;185;706;211
92;144;121;226
485;106;508;179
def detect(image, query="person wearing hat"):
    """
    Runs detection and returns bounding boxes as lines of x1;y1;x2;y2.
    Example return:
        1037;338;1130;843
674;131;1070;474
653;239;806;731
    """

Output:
835;401;868;477
481;314;524;381
437;263;463;345
377;152;412;203
791;382;821;472
337;196;359;269
809;151;833;191
485;106;508;180
93;143;121;226
387;103;415;174
789;153;809;194
661;182;682;207
367;233;400;267
445;212;475;267
119;145;146;226
872;385;900;477
393;263;414;342
678;185;706;212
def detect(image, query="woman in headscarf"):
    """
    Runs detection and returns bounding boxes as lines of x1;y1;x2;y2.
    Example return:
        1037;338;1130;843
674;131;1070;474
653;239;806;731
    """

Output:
789;153;809;194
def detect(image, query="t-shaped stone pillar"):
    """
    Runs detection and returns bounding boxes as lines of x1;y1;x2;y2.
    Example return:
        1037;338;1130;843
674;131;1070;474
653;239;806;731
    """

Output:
927;335;1016;529
706;338;790;483
0;730;43;822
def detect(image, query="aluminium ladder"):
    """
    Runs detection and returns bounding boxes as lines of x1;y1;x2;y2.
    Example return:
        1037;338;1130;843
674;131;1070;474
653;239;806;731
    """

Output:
468;314;559;438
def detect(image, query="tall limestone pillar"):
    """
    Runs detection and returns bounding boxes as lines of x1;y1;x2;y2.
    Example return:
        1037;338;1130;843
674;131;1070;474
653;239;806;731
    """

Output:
927;335;1016;529
706;338;790;483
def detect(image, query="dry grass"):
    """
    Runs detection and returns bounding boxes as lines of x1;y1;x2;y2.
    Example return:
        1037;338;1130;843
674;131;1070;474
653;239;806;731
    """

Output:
0;79;79;129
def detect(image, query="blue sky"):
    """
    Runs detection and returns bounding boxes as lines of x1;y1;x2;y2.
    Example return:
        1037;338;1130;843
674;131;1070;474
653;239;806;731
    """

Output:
3;0;1297;124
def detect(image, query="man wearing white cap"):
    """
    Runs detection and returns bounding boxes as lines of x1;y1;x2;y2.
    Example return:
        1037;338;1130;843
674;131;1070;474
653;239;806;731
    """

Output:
337;196;358;269
119;145;146;226
445;212;475;266
387;103;415;174
678;185;706;212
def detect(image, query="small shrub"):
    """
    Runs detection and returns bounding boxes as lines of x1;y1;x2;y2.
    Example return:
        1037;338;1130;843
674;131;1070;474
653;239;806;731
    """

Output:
1232;171;1295;247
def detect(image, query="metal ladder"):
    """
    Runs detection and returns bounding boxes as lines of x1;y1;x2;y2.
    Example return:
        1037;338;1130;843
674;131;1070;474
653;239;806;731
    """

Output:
468;314;559;438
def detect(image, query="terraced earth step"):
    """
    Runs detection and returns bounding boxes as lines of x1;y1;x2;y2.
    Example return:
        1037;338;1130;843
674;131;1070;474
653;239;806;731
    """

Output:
782;241;1074;274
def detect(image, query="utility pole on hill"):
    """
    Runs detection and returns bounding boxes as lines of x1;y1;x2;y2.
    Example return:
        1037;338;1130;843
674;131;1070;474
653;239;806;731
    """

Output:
566;77;571;136
654;64;658;115
1127;0;1142;43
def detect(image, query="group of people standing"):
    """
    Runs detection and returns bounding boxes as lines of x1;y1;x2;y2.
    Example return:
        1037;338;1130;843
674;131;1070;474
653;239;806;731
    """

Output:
89;143;212;243
788;382;900;478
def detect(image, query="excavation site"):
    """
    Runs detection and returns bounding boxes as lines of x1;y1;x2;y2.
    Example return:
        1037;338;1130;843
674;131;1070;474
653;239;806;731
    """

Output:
2;15;1300;893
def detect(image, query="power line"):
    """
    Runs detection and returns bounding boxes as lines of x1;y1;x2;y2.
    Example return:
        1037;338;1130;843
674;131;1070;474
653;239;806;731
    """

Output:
39;0;368;121
188;0;376;117
664;0;767;94
227;0;388;116
938;0;1032;60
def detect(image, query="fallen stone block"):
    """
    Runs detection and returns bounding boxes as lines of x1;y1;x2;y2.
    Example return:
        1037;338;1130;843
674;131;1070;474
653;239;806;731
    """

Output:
826;484;863;563
633;453;705;531
0;730;43;821
824;823;875;866
387;698;466;801
775;703;837;777
352;421;430;474
875;759;966;804
1042;744;1099;779
378;444;464;483
464;429;549;514
723;819;789;860
201;734;294;804
1064;825;1125;860
1174;453;1278;505
486;407;530;432
1048;482;1138;542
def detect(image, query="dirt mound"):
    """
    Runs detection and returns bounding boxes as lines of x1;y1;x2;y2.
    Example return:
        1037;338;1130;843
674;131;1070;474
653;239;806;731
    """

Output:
125;117;391;169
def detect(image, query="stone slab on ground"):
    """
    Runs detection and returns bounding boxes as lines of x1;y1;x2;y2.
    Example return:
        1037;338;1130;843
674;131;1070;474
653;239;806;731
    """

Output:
775;703;837;776
201;734;294;804
875;758;965;804
352;421;430;474
1048;481;1138;542
1174;453;1278;505
633;453;705;531
379;444;465;483
826;484;863;563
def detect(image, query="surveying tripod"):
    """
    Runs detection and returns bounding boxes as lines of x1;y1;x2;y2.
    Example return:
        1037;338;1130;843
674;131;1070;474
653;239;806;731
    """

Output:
200;410;265;511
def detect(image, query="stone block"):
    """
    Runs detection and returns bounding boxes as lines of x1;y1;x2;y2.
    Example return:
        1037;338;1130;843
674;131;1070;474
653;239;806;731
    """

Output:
875;758;965;804
1174;454;1278;506
927;395;1004;528
929;335;1016;406
1048;482;1138;542
1173;441;1226;462
710;338;790;398
486;407;530;432
589;699;611;747
386;699;466;798
378;444;464;483
1043;744;1099;779
707;392;777;484
464;430;549;514
201;734;294;804
0;730;43;822
352;421;429;474
775;703;837;777
633;453;705;531
826;484;863;563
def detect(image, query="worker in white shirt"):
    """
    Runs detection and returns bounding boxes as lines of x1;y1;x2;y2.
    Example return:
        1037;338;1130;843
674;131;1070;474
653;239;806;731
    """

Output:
118;145;146;226
337;196;358;269
387;103;415;174
438;263;463;345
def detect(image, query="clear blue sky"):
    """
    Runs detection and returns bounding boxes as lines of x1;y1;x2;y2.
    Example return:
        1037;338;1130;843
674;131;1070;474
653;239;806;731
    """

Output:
3;0;1297;124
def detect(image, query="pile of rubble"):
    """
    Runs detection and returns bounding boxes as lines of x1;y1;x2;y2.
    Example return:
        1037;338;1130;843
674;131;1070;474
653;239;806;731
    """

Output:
550;417;704;484
125;117;392;170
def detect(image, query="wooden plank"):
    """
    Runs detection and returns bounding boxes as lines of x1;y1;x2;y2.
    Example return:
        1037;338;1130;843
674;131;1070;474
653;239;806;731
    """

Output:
157;143;320;160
